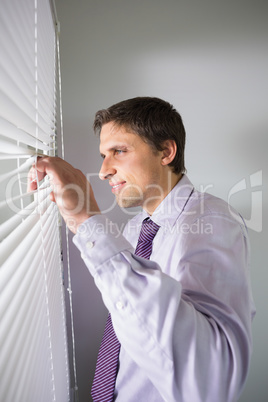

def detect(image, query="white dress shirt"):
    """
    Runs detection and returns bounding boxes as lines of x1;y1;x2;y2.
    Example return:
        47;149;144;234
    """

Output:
73;175;255;402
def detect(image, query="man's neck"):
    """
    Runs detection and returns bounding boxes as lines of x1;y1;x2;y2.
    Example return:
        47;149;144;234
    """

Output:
144;172;182;215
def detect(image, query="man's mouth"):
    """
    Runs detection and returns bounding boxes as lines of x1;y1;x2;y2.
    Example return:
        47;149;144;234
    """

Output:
110;181;126;193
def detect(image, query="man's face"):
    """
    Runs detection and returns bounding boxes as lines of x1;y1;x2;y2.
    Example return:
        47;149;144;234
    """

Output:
99;122;167;213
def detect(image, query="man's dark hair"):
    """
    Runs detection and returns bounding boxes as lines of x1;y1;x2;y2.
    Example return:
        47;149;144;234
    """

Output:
93;97;186;175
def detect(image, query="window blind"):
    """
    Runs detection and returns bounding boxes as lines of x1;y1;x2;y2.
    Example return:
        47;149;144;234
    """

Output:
0;1;70;401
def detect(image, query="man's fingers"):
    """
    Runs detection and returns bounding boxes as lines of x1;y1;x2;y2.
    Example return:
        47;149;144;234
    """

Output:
27;158;49;192
49;191;56;203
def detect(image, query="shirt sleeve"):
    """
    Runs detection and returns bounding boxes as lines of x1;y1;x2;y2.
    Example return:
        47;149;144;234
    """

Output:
73;213;254;402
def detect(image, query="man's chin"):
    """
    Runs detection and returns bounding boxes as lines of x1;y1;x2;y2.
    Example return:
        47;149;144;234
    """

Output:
115;195;142;209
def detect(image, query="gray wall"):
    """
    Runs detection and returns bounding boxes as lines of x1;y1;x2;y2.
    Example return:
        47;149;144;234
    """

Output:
55;1;268;401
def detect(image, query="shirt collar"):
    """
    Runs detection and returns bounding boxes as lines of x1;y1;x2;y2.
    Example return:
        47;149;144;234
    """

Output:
140;174;195;228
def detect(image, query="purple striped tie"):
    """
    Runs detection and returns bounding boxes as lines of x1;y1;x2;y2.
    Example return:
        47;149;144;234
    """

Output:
91;218;160;401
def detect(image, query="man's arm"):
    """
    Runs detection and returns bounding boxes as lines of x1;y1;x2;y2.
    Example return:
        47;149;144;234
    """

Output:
73;212;254;402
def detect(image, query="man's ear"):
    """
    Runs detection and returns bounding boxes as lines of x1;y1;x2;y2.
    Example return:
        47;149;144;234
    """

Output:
161;140;177;166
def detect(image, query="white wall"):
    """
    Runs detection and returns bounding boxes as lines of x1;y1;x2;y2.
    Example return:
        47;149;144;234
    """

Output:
55;1;268;401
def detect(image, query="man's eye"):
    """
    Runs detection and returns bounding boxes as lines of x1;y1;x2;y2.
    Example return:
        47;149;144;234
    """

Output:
115;149;125;155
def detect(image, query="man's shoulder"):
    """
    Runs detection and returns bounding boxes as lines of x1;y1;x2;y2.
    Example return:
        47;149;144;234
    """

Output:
182;188;248;236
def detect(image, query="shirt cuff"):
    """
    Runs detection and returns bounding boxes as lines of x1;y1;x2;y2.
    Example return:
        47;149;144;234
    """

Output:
72;214;134;275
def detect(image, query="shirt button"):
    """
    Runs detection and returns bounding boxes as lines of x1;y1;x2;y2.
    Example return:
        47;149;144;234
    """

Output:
116;301;124;310
86;241;94;249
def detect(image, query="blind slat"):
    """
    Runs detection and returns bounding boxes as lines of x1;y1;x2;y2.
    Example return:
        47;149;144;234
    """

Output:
0;200;55;268
0;116;54;146
12;293;51;402
0;142;52;158
0;1;35;86
0;94;56;143
0;155;35;183
0;73;36;124
1;256;51;400
0;154;31;160
0;183;51;240
0;138;41;156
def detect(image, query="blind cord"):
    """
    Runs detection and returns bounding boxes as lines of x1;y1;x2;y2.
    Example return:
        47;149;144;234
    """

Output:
56;25;79;402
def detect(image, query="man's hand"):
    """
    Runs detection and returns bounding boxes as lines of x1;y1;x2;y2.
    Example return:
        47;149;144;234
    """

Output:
28;156;100;233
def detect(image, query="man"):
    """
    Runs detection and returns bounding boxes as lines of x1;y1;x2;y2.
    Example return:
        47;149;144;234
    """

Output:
28;97;255;401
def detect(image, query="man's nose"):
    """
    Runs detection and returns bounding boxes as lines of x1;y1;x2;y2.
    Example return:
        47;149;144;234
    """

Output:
99;159;116;180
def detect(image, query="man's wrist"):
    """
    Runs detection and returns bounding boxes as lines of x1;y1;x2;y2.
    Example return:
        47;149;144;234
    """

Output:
65;212;101;234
